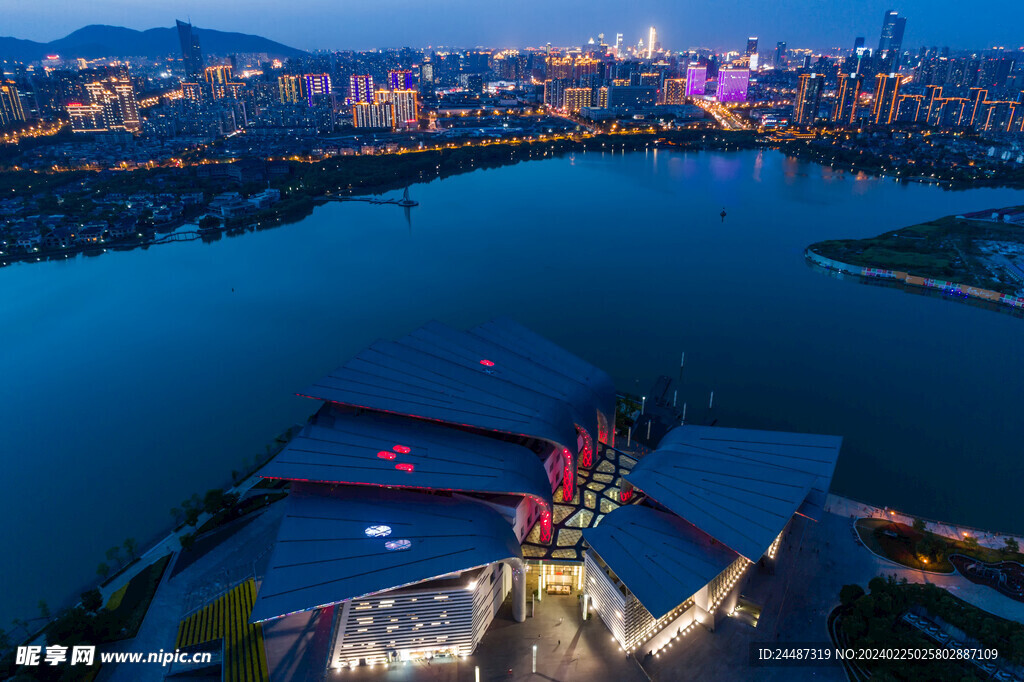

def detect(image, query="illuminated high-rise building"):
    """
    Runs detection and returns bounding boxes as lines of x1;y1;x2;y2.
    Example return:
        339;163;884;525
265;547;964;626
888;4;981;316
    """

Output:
176;19;204;79
203;65;233;99
647;27;656;60
746;37;758;56
564;87;592;113
302;73;332;106
833;74;862;125
69;77;140;132
895;94;923;122
278;74;303;104
872;73;900;124
715;69;749;103
685;65;707;97
775;41;787;66
615;33;623;57
379;89;418;127
877;10;906;72
664;79;687;105
924;85;943;123
388;70;415;90
349;75;374;104
794;73;823;124
0;81;26;126
352;102;393;129
967;87;987;126
67;104;107;132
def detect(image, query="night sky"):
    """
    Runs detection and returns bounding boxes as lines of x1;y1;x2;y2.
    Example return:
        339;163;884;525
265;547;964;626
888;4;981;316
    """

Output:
2;0;1021;52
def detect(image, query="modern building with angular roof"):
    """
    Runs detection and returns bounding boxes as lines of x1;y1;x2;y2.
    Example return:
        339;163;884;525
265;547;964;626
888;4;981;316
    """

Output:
248;320;615;669
582;424;841;656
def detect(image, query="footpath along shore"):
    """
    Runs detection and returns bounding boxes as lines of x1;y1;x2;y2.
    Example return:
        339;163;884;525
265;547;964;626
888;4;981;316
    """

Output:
825;493;1024;550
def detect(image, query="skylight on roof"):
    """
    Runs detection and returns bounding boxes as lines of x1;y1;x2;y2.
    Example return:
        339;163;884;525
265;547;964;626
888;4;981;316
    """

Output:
384;539;412;551
364;525;392;538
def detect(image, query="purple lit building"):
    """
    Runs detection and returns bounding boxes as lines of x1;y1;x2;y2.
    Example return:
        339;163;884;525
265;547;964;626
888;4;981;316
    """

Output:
685;66;707;97
716;69;749;103
388;70;415;90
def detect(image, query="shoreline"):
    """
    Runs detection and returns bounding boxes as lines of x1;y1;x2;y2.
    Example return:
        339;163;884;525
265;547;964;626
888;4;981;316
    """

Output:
805;247;1024;312
825;493;1024;549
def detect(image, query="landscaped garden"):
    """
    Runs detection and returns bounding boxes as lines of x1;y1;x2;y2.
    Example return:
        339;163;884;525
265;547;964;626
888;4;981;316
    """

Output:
855;518;1023;573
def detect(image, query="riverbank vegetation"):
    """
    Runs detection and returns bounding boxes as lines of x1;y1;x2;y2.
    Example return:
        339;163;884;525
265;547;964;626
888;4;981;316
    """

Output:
810;214;1024;295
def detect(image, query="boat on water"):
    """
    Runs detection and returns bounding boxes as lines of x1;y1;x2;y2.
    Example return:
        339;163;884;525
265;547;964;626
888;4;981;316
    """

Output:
720;208;727;221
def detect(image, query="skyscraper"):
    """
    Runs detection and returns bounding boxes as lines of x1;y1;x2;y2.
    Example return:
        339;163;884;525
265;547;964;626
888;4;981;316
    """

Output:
833;74;862;125
746;37;759;56
794;73;823;124
278;75;303;104
872;73;901;124
176;19;204;79
302;73;332;106
775;42;787;67
647;27;657;60
685;65;707;97
0;81;26;126
388;70;415;90
349;75;374;103
715;69;749;103
877;10;907;72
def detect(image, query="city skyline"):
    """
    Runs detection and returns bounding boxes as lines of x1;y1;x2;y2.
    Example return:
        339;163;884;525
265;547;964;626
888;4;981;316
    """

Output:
2;0;1023;53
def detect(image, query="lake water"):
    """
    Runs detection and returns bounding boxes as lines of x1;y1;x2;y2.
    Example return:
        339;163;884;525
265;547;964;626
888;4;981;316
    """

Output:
2;149;1022;627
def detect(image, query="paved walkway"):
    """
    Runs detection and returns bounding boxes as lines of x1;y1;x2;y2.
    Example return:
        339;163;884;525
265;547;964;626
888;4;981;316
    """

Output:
97;472;269;604
644;509;1024;681
827;493;1024;551
97;500;286;682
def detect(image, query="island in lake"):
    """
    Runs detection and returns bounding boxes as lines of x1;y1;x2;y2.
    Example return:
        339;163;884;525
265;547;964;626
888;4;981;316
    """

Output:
807;206;1024;311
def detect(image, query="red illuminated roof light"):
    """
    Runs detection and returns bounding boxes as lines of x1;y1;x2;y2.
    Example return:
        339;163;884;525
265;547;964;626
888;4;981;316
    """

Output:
392;444;411;454
395;463;415;472
479;359;495;367
377;450;397;460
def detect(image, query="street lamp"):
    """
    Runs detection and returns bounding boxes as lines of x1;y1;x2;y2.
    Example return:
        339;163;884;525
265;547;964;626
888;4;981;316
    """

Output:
641;396;646;414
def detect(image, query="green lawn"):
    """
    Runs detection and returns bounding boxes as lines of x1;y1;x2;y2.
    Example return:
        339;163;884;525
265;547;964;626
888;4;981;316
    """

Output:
101;554;171;642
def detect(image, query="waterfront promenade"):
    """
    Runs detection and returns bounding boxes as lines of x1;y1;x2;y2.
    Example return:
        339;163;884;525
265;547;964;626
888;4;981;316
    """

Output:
826;493;1024;551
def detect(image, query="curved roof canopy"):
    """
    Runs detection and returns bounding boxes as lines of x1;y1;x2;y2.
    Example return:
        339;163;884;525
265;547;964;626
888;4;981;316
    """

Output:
584;504;740;620
625;425;841;560
258;406;553;505
251;485;523;623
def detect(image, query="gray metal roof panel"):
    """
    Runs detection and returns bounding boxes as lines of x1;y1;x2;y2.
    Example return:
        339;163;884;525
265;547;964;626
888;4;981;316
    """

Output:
258;407;553;505
302;339;579;451
250;485;522;623
584;505;740;620
652;425;842;520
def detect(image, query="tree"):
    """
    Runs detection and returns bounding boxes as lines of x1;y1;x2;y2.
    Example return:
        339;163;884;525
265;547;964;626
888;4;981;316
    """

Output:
80;589;103;614
105;546;122;567
123;537;138;561
184;506;201;527
1004;537;1020;555
963;535;981;552
198;215;220;230
840;584;865;606
96;562;110;580
203;489;225;515
912;517;927;534
179;533;195;552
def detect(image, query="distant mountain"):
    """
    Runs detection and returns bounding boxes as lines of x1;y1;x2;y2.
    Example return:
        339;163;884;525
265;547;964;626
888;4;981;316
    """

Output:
0;24;306;63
